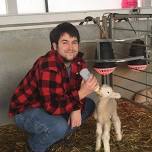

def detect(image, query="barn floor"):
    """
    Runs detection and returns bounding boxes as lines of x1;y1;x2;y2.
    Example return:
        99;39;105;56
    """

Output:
0;99;152;152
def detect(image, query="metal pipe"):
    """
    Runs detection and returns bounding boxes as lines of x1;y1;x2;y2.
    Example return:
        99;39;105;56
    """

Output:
111;14;152;19
0;19;84;28
86;56;145;63
45;0;49;13
113;74;152;86
81;36;145;43
113;27;152;33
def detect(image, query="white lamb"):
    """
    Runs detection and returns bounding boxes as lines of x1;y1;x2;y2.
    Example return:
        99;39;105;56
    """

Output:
134;87;152;106
94;84;122;152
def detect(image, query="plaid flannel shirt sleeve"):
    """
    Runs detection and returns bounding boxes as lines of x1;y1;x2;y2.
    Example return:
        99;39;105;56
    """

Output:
8;67;38;117
8;57;43;117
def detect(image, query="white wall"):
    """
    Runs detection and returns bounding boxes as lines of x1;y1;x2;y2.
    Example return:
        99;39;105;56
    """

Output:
48;0;122;12
17;0;46;14
0;0;7;15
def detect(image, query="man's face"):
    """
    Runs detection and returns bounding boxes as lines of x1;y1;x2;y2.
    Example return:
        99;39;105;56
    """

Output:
53;32;79;61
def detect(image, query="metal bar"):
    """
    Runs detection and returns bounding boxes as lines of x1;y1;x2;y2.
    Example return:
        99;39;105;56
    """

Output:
81;40;151;48
136;70;152;74
150;26;152;48
86;56;145;63
111;14;152;19
127;19;137;34
108;13;113;38
108;14;113;87
113;74;152;87
96;42;101;60
114;84;140;94
45;0;49;13
113;27;152;33
81;36;145;43
0;19;83;28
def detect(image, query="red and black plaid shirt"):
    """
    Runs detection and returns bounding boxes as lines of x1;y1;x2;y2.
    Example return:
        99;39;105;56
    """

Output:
9;50;86;117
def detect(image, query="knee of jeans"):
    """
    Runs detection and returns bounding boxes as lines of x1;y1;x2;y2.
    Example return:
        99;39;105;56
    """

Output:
24;118;49;134
38;120;69;145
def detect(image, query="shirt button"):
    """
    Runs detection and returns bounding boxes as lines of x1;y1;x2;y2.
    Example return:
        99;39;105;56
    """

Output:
77;62;81;65
76;72;79;75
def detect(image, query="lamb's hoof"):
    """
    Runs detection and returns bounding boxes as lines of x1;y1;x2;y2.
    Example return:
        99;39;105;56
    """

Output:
104;149;110;152
116;134;122;141
95;147;100;152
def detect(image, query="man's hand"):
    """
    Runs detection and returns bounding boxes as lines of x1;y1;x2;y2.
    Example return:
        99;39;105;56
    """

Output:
68;109;81;128
78;74;98;100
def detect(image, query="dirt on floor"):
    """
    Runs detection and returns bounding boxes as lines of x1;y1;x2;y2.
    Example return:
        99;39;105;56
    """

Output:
0;99;152;152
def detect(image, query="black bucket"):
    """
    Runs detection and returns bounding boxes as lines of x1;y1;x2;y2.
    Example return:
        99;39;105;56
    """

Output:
128;39;147;71
94;42;116;75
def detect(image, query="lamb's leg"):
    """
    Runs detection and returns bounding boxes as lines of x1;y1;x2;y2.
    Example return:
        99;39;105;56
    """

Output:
94;110;97;120
102;121;111;152
112;113;122;141
96;122;102;151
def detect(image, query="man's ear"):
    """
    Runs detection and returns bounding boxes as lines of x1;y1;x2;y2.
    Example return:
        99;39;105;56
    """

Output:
52;42;57;50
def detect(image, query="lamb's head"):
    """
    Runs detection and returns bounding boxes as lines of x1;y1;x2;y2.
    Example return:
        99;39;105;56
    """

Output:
98;84;121;99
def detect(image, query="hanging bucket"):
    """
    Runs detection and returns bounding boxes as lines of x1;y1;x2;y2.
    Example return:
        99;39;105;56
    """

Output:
94;42;116;76
128;39;147;71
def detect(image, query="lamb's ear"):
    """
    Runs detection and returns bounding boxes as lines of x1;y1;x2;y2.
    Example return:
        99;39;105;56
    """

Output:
95;85;101;95
112;92;121;99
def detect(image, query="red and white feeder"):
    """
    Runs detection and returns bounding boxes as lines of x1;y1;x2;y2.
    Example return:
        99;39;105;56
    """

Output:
128;39;148;72
94;67;116;76
94;42;116;76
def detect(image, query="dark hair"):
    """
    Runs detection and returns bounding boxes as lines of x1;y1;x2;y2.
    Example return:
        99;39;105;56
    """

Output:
50;22;80;46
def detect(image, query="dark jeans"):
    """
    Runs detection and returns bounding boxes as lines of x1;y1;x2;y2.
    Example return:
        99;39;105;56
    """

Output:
15;98;95;152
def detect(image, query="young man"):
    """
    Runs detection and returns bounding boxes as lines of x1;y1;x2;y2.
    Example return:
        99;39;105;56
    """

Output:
9;22;98;152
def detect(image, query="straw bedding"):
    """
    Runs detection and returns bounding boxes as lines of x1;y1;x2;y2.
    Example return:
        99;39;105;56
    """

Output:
0;99;151;152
